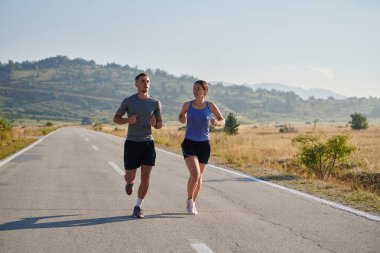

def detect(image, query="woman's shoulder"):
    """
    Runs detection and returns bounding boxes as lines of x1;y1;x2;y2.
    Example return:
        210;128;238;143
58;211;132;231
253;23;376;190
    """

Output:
207;101;217;109
183;100;193;107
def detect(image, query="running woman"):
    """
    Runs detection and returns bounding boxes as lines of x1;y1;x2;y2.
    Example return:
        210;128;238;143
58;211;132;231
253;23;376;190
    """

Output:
178;80;224;214
113;73;163;218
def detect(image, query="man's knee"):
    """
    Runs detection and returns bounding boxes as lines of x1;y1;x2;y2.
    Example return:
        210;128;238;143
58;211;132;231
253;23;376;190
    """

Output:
125;170;136;181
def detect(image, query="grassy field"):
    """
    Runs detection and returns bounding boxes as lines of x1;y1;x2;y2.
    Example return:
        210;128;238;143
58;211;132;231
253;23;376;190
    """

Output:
100;121;380;214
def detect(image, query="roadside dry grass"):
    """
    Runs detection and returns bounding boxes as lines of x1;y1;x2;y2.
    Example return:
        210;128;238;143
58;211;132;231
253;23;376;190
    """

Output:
0;138;35;159
0;126;57;159
100;122;380;215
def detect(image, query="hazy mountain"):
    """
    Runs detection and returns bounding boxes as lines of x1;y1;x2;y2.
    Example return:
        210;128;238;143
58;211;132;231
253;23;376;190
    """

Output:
248;83;346;99
211;81;346;100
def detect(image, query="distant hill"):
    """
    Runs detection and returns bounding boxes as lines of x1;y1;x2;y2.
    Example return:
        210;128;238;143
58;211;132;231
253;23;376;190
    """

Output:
248;83;346;100
210;81;346;99
1;56;380;124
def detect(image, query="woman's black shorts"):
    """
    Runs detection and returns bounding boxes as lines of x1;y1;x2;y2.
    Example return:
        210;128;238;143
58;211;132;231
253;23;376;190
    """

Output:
181;138;211;164
124;140;156;170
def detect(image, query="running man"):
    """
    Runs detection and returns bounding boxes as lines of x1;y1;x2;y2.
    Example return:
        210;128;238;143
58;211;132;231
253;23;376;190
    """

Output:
178;80;224;214
113;73;163;218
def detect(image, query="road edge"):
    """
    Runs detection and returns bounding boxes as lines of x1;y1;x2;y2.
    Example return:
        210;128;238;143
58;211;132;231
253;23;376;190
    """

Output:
0;128;60;168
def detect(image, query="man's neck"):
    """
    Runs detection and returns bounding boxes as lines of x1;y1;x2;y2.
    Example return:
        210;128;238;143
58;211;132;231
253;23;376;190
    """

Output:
137;92;149;99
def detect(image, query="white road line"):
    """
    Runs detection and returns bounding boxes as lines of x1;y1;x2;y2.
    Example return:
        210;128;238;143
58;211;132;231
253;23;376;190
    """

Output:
156;148;380;222
0;129;59;168
92;145;99;150
190;240;214;253
108;161;125;176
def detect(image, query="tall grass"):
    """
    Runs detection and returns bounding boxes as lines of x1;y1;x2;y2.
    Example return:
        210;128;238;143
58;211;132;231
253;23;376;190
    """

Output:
151;123;380;192
101;122;380;182
101;123;379;172
0;126;57;159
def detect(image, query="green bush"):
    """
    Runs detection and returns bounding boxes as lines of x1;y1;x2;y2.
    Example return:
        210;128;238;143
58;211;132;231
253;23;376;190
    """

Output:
0;118;11;131
93;122;103;131
291;134;356;180
349;112;368;130
45;122;53;127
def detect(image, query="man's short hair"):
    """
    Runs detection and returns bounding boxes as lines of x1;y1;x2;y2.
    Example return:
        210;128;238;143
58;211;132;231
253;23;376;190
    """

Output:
135;73;149;82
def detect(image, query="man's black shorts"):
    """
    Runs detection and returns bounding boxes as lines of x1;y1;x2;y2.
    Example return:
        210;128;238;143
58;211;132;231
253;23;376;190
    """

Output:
181;138;211;164
124;140;156;170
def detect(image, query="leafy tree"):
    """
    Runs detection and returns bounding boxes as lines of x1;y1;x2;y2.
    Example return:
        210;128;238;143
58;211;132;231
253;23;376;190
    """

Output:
349;112;368;130
292;134;356;180
224;112;239;135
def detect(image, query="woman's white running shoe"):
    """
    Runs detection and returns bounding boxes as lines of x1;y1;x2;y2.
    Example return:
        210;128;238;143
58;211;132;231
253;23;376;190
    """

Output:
193;203;198;215
186;199;196;215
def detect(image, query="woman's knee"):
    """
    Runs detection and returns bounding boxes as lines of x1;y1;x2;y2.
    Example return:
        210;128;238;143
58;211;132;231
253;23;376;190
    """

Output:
190;171;201;181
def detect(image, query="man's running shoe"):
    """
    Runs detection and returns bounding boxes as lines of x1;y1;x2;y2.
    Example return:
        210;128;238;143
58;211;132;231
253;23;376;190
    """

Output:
132;206;144;218
186;199;195;215
125;183;134;195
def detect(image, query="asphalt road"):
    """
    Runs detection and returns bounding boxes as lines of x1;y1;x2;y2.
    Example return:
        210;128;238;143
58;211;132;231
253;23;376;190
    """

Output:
0;127;379;253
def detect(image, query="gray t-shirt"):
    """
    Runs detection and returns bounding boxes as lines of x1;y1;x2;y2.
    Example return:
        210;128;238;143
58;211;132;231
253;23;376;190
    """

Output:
116;94;162;142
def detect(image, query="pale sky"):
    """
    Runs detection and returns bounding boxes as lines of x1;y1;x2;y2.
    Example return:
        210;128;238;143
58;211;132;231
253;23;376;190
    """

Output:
1;0;379;97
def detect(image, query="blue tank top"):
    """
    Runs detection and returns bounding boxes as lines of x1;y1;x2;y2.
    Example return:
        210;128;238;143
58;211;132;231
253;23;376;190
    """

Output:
185;101;212;141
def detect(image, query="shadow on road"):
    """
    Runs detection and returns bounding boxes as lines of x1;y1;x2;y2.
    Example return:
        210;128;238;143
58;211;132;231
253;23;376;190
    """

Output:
0;214;133;231
0;212;185;231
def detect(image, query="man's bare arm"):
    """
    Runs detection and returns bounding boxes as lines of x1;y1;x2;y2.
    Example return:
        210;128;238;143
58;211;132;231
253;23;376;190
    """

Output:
113;113;136;125
155;117;163;129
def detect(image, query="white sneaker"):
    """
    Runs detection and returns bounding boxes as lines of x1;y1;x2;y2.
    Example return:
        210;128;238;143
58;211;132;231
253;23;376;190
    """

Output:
193;202;198;215
186;199;195;215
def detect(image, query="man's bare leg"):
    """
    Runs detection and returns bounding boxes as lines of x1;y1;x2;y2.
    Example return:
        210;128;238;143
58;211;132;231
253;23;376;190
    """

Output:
125;169;137;195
